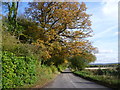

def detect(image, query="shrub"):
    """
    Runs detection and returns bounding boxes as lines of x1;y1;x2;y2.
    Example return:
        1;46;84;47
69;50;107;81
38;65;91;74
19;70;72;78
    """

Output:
69;55;88;70
2;31;42;60
96;69;104;75
2;51;37;88
50;65;58;74
116;65;120;78
58;64;67;72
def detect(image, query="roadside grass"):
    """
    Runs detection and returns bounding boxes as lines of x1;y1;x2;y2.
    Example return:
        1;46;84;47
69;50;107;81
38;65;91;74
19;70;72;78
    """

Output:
32;73;59;88
18;64;60;88
73;69;119;89
32;65;60;88
21;73;59;88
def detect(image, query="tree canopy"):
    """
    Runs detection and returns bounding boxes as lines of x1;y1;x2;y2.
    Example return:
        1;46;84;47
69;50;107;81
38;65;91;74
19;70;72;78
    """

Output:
2;2;97;67
24;2;97;65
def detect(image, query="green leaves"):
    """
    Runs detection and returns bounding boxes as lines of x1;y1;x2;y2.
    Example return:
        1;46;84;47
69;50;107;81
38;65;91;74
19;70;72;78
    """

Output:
2;51;37;88
69;55;88;70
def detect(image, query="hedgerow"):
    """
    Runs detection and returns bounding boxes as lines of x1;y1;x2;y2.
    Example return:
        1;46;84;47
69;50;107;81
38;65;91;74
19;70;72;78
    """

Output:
2;51;37;88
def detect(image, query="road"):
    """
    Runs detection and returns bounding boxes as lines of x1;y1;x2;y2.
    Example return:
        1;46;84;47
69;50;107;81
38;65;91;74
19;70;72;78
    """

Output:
44;68;112;89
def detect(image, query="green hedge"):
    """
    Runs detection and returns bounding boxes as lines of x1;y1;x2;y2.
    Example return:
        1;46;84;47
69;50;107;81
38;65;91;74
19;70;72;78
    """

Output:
2;51;37;88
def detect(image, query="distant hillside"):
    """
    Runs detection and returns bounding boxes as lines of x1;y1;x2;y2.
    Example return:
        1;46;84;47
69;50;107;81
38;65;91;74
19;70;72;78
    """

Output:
88;62;120;67
89;62;120;65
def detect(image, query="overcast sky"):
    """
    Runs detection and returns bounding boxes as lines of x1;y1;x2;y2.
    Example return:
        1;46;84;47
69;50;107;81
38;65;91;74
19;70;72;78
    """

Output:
14;0;119;64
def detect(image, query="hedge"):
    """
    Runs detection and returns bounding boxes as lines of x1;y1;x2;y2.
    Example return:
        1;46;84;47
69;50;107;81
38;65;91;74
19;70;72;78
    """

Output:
2;51;37;88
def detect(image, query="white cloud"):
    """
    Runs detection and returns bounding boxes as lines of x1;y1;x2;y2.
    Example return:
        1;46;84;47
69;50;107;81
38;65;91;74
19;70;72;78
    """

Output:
94;51;118;64
118;32;120;34
99;49;113;53
102;0;118;19
90;25;117;40
114;31;120;36
115;32;118;35
86;1;118;64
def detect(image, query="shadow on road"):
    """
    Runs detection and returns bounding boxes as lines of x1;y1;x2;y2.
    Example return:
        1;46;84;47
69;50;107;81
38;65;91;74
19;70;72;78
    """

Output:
74;81;95;84
60;68;72;74
61;71;72;73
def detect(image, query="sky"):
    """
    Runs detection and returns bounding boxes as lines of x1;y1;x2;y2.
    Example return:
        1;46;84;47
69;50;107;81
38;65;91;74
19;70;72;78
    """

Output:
85;0;119;64
3;0;119;64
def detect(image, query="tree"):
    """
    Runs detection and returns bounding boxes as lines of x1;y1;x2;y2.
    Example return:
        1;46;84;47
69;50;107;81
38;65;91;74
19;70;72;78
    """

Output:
69;55;88;70
2;2;23;36
25;2;92;42
25;2;97;65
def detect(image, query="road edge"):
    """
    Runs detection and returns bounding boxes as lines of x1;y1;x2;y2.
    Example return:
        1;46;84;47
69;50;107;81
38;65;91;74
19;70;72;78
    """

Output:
33;73;61;88
73;72;118;90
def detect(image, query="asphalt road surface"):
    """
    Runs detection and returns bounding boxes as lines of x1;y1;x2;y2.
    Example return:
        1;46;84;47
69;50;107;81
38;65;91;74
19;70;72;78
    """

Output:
44;68;112;89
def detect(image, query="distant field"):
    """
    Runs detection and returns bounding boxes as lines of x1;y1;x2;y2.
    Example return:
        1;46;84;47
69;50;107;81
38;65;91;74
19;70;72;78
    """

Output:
88;63;119;67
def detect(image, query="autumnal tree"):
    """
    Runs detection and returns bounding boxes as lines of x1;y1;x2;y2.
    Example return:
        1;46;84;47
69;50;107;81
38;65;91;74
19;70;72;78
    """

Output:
25;2;97;65
25;2;92;41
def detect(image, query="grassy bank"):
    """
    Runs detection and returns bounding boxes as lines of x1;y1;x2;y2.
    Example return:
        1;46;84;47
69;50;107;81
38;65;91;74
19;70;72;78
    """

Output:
20;66;60;88
2;51;61;88
2;32;66;88
73;69;119;89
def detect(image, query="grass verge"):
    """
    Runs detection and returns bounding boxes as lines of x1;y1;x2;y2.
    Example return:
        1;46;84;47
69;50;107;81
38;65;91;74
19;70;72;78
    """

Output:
19;64;60;88
21;73;60;88
73;70;119;89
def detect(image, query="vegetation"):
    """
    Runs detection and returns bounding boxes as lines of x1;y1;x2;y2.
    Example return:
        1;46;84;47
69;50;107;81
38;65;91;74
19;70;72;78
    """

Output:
1;2;97;88
2;51;37;88
23;2;97;66
2;32;60;88
74;68;120;88
69;55;96;70
88;63;119;68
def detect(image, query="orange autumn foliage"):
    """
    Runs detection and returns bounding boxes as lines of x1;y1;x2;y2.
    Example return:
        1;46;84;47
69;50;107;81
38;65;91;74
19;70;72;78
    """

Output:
26;2;97;64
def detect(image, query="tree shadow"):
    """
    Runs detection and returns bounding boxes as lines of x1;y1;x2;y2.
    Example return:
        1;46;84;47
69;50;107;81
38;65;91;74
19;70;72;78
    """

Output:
61;71;72;73
74;81;95;84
